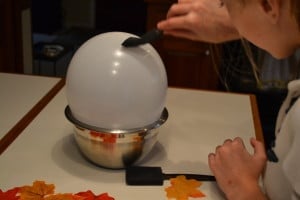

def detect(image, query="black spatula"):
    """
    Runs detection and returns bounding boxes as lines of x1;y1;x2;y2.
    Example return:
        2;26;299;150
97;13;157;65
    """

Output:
126;166;216;185
121;29;163;47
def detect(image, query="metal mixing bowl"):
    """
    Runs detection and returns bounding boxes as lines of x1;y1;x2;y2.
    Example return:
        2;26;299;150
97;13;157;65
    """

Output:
65;106;168;169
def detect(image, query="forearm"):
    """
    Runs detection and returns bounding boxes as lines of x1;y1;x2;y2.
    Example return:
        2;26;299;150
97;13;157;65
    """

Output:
225;182;268;200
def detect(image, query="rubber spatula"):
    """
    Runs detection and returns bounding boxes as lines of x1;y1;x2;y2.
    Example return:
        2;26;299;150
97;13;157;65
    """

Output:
126;166;216;185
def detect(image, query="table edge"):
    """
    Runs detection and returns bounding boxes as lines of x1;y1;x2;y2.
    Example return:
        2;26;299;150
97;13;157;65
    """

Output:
0;78;65;155
249;94;264;144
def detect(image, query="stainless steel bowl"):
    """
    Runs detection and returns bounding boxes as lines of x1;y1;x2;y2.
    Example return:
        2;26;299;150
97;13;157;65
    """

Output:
64;106;168;169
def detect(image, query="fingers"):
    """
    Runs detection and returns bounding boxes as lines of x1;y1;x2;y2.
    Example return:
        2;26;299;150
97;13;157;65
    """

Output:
178;0;193;3
220;137;245;149
250;138;267;161
208;137;246;178
209;138;240;166
166;4;190;19
157;0;203;39
166;2;192;18
208;137;267;165
208;152;217;174
223;138;232;145
209;137;245;160
233;136;244;144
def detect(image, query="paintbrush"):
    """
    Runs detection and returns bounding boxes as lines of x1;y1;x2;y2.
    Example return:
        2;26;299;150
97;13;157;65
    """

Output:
121;29;163;47
126;166;216;185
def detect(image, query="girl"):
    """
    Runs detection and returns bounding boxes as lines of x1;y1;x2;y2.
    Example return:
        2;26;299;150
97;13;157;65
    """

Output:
158;0;300;199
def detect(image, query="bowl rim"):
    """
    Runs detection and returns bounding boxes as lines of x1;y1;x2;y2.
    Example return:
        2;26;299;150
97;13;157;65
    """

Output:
64;106;168;134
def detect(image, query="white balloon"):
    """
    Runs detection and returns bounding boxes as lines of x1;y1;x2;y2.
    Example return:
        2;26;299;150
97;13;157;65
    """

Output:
66;32;168;130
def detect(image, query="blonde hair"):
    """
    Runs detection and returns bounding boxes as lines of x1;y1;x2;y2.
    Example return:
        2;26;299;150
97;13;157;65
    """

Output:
210;0;300;91
291;0;300;28
211;40;299;91
243;0;300;89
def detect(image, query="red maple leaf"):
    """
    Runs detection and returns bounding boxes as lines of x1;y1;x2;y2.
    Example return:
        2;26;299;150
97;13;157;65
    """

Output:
75;190;95;200
75;191;114;200
95;193;114;200
0;187;20;200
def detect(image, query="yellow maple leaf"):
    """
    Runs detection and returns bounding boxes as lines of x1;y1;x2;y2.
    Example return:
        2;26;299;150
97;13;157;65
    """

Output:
165;175;205;200
20;180;55;200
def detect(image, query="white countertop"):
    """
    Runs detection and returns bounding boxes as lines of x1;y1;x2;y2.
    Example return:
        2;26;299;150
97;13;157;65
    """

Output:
0;87;258;200
0;73;62;139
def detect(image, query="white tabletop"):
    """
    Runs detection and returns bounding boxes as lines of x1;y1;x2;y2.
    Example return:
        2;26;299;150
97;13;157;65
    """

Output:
0;87;260;200
0;73;63;152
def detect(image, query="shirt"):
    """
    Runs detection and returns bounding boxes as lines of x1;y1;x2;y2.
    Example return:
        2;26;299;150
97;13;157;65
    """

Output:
263;80;300;200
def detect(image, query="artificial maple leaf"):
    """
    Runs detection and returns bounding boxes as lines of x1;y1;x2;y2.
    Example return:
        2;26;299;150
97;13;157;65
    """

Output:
3;181;116;200
75;191;114;200
165;175;205;200
19;180;55;200
75;190;95;200
0;187;20;200
95;193;115;200
44;193;76;200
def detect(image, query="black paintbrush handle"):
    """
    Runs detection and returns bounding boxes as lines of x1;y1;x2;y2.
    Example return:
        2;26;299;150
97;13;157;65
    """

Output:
122;29;163;47
125;166;215;186
163;173;216;181
126;166;164;185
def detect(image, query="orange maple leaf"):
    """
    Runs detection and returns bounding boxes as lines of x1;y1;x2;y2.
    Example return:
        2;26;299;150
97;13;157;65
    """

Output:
19;180;55;200
4;180;116;200
165;175;206;200
44;193;78;200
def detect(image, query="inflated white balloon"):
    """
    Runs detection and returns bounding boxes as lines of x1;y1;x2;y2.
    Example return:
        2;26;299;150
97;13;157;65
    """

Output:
66;32;167;130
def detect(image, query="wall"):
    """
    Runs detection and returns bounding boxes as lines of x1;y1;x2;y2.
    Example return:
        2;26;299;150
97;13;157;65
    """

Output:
22;8;33;74
61;0;95;29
